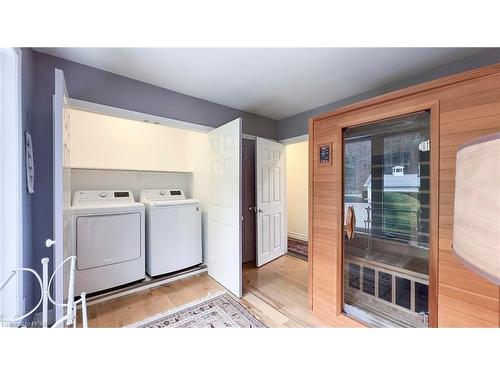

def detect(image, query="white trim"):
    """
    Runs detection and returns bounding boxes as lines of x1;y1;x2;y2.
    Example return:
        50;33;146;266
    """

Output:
82;267;207;308
14;48;23;318
14;48;23;319
242;133;257;140
70;166;195;174
288;231;308;242
283;145;288;253
68;98;214;134
0;48;23;321
279;134;308;145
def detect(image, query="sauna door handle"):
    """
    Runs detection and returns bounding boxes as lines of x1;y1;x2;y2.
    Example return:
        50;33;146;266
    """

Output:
345;206;356;239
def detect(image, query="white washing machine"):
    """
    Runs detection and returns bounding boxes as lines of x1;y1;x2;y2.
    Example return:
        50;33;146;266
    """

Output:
69;190;145;295
140;189;202;277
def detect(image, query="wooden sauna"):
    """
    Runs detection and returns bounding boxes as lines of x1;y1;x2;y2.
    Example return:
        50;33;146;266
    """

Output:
308;63;500;328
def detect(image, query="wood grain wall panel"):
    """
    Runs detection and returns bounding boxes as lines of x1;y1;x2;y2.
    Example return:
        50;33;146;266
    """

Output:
436;81;500;328
308;117;342;325
309;63;500;328
439;252;499;298
440;114;500;135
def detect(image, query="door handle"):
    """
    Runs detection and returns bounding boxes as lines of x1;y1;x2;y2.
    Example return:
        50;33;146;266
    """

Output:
258;208;263;213
345;206;356;239
45;239;56;248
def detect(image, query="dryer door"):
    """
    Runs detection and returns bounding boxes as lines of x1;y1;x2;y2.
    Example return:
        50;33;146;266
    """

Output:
76;212;141;270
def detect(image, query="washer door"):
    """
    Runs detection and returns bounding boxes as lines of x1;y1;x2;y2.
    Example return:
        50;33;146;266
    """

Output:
76;212;141;270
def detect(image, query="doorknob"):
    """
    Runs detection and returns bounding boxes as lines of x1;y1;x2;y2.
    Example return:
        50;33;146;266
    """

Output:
258;208;264;213
248;206;258;213
45;239;56;248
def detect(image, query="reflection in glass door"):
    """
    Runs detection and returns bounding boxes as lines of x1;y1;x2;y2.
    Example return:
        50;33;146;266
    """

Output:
343;112;430;327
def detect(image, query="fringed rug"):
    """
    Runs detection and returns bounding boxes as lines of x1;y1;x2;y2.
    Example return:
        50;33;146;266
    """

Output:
288;238;308;258
130;291;266;328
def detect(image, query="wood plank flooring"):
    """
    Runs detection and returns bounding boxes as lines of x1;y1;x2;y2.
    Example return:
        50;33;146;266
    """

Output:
79;255;332;328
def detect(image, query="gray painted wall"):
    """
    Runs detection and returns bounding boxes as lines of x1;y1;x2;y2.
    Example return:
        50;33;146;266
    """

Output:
277;49;500;140
20;47;36;319
33;51;277;138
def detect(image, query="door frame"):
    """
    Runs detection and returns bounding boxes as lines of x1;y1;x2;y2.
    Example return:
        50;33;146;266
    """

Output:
241;137;256;264
242;134;302;266
0;47;24;320
279;134;309;244
335;101;439;327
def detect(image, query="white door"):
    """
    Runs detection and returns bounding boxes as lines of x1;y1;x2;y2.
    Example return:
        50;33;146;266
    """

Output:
207;118;242;297
256;137;287;267
49;69;71;322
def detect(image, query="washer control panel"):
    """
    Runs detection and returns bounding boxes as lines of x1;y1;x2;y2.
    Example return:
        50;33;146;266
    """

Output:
140;189;186;202
73;190;135;206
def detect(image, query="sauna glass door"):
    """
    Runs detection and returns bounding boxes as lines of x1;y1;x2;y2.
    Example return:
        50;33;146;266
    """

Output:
343;112;430;327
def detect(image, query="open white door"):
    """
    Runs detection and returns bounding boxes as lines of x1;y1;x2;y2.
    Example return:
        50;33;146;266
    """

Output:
256;137;287;267
48;69;71;322
207;118;242;297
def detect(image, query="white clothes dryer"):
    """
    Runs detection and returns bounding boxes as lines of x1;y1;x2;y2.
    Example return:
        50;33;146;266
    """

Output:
69;190;145;295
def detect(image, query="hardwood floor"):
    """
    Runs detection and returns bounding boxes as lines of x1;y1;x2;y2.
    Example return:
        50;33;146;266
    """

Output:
79;255;331;328
241;255;327;327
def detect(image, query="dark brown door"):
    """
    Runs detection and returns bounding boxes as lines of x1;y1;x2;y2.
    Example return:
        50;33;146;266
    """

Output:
242;138;256;263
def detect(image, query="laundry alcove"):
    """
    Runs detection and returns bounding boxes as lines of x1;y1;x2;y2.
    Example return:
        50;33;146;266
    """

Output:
68;106;210;261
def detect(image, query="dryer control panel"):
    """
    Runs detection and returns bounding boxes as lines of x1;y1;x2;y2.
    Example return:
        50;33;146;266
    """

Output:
73;190;136;206
140;189;186;202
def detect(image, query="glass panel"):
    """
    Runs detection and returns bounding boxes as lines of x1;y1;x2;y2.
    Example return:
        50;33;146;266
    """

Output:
345;140;371;231
348;263;360;289
415;282;429;313
343;111;430;328
378;271;392;302
395;277;411;309
362;267;375;295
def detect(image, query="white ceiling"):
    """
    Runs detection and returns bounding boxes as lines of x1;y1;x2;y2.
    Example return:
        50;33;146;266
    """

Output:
36;48;484;120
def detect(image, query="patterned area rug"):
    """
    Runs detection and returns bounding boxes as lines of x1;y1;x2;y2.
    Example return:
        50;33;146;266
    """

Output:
131;292;266;328
288;238;308;258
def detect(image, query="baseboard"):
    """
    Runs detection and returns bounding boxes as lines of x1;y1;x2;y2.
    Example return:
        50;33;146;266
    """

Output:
288;232;308;243
82;265;208;308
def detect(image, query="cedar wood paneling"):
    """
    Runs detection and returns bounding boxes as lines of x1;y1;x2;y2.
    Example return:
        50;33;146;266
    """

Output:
309;64;500;327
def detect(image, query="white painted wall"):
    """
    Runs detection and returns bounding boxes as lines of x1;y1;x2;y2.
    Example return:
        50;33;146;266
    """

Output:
69;108;197;172
68;108;209;200
286;141;308;242
71;169;194;201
